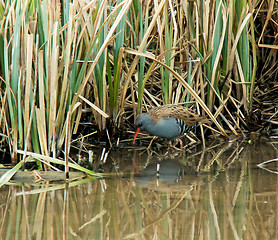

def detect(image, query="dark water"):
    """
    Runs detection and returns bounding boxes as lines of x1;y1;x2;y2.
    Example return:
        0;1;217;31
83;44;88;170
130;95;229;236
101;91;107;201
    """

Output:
0;137;278;239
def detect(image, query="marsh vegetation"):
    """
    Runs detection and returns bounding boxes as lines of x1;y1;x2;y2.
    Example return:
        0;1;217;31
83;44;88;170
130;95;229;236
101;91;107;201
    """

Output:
0;1;277;179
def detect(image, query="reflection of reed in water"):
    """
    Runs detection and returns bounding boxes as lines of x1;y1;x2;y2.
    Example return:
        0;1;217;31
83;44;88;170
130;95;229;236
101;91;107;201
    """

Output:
0;141;278;239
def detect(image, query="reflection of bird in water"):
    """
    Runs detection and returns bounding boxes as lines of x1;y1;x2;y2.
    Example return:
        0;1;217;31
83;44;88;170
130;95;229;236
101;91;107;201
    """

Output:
134;160;198;188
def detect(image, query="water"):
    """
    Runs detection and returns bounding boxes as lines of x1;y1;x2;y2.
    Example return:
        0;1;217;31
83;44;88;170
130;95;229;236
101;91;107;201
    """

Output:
0;137;278;239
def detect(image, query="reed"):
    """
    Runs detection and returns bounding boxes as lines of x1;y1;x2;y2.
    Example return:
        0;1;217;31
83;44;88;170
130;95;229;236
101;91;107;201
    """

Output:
0;0;270;166
0;1;132;163
120;0;258;136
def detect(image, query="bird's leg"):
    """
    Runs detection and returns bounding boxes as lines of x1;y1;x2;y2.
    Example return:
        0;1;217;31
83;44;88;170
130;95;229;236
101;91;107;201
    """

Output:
175;138;184;148
174;138;184;149
168;140;172;151
168;139;184;151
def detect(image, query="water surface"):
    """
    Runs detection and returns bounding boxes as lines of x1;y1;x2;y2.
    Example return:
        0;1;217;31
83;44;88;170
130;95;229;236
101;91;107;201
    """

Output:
0;137;278;239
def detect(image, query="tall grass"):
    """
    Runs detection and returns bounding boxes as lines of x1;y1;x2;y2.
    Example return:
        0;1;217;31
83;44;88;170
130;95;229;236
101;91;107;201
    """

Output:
0;0;263;162
0;0;132;162
121;0;257;134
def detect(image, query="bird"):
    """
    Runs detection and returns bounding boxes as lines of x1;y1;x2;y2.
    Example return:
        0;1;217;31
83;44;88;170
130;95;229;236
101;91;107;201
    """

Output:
133;104;209;143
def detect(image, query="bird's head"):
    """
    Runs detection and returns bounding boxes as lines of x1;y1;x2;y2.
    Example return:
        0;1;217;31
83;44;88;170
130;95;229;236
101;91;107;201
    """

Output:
133;113;153;143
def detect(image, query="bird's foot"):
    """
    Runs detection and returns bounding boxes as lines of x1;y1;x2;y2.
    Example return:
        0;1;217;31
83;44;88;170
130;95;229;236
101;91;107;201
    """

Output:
168;138;184;151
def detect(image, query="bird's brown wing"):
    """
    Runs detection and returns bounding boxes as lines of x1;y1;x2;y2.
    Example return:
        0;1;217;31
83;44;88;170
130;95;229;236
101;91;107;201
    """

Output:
148;105;209;127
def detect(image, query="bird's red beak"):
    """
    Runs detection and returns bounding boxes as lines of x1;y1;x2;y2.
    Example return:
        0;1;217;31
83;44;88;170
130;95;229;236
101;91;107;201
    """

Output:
133;128;140;144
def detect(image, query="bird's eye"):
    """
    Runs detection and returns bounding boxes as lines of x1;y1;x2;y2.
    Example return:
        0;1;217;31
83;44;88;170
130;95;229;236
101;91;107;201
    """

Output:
137;122;142;127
